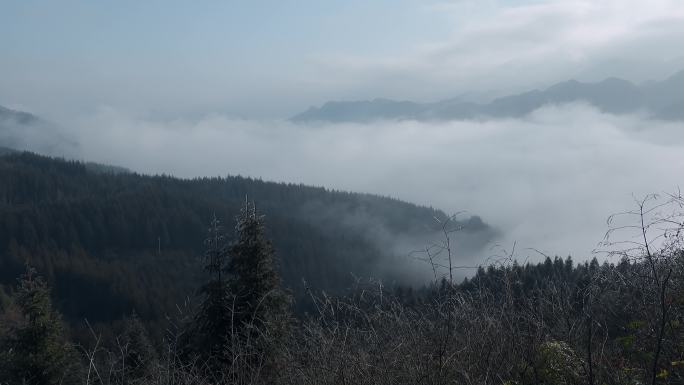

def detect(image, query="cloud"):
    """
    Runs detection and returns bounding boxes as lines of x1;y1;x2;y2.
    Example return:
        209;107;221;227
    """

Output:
4;0;684;118
62;104;684;266
308;0;684;102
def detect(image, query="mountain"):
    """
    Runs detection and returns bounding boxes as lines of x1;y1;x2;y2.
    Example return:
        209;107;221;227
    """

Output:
292;69;684;123
641;69;684;118
293;98;427;123
0;152;496;333
0;105;78;156
0;105;40;124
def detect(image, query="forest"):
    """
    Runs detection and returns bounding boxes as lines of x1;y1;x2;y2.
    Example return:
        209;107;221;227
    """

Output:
4;1;684;383
0;152;683;385
0;152;494;335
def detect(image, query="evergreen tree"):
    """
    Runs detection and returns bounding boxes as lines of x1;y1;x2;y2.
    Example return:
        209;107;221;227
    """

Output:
188;214;233;368
117;312;158;384
225;201;291;376
0;152;474;329
0;265;79;384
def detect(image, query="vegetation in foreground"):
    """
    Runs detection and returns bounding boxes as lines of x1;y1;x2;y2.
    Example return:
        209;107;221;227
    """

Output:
1;188;683;384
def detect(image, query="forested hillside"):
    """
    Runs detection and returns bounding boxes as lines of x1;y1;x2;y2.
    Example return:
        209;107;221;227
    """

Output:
0;152;495;331
0;152;682;385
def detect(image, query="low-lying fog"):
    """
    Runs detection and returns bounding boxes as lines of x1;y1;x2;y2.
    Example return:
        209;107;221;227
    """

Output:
60;103;683;264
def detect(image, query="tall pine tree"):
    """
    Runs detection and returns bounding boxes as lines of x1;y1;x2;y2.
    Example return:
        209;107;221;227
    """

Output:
225;200;291;378
0;265;79;384
185;203;291;382
189;214;233;368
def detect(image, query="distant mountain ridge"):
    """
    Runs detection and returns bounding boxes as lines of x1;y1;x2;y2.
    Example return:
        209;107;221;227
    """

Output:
292;69;684;123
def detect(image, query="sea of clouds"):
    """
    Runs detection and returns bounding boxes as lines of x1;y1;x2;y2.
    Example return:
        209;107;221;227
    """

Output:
55;103;684;266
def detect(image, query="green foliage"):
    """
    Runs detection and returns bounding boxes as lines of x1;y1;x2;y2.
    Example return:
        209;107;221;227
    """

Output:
0;266;79;384
533;341;583;385
227;201;291;334
225;201;292;379
183;204;292;381
617;334;637;348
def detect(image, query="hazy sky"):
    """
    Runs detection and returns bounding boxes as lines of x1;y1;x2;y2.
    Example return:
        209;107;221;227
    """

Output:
2;0;684;118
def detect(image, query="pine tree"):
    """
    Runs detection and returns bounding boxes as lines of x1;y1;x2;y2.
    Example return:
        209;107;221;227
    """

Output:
225;200;291;377
188;214;233;368
117;312;158;384
0;265;79;384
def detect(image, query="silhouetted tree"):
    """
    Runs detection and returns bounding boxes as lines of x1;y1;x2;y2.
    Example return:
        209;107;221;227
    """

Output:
0;265;79;384
117;312;158;384
225;200;291;379
188;214;233;369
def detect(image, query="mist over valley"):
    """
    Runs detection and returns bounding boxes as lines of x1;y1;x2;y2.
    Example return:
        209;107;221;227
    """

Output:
2;2;684;383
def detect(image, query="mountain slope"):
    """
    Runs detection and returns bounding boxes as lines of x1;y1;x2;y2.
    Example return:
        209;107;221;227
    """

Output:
0;105;40;124
0;152;496;330
0;105;77;155
642;69;684;116
292;69;684;123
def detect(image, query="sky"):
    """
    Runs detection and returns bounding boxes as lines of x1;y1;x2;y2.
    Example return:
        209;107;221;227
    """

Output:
2;0;684;265
2;0;684;119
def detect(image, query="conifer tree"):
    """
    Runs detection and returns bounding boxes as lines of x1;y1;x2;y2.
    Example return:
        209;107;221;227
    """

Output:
0;265;79;384
225;200;291;375
117;312;158;384
189;214;233;368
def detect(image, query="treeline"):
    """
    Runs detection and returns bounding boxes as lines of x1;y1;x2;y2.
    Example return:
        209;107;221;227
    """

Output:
1;152;683;384
0;199;682;384
0;152;495;334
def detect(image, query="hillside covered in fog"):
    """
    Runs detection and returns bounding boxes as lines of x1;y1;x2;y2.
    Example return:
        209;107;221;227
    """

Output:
0;151;495;331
